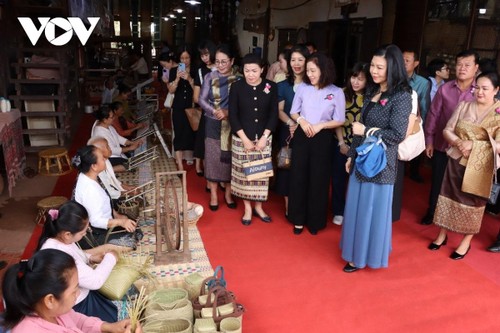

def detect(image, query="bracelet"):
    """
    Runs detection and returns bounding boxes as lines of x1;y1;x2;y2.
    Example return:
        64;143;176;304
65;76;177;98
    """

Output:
286;119;294;126
296;116;304;125
338;141;346;146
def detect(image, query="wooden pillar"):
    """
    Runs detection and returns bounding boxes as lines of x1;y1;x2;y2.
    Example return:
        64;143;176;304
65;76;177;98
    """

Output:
119;0;131;37
185;5;195;45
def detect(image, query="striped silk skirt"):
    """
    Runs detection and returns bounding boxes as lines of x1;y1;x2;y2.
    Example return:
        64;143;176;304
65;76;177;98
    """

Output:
230;135;272;202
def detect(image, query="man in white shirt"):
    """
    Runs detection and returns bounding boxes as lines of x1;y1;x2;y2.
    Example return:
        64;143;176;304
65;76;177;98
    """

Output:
87;137;135;200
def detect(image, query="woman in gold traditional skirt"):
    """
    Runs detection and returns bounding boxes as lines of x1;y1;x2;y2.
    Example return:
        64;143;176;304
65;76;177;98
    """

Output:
429;71;500;259
228;53;278;226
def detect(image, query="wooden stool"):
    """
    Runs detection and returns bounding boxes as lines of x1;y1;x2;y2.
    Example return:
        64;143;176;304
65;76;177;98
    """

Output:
38;148;72;176
35;196;68;225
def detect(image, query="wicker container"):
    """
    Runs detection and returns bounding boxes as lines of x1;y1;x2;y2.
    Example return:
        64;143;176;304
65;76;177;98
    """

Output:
219;317;242;333
145;298;194;324
193;318;217;333
146;288;189;310
118;200;140;220
143;319;192;333
184;273;205;300
185;204;203;227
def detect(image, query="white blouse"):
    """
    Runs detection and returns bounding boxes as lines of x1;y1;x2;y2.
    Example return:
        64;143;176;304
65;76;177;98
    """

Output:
91;121;127;158
74;173;112;229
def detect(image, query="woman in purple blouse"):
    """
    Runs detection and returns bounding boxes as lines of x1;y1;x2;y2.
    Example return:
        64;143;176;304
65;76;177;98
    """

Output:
289;53;346;235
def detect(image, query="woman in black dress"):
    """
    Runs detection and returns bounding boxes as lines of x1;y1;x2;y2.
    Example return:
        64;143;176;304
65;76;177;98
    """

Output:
168;46;196;171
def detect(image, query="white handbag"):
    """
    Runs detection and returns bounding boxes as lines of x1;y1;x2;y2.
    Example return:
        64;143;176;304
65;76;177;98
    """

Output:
398;116;425;161
164;92;174;108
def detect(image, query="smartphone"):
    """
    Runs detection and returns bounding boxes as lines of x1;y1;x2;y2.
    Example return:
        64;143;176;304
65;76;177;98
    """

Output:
162;68;169;80
178;63;186;72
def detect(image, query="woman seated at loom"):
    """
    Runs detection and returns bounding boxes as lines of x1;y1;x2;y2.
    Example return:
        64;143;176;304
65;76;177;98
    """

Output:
37;200;120;322
72;145;142;251
91;104;143;172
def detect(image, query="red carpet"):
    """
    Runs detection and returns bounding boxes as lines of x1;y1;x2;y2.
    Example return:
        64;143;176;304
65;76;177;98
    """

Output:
19;111;500;331
188;164;500;332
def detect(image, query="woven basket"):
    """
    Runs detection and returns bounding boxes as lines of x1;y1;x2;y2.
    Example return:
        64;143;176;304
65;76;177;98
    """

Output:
184;204;203;227
184;273;205;300
143;319;192;333
99;263;141;300
219;317;242;333
147;288;189;309
118;200;140;220
193;318;217;333
145;298;194;323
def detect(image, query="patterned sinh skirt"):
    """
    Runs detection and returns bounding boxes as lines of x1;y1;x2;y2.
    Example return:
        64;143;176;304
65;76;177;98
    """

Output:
231;135;272;202
433;158;488;234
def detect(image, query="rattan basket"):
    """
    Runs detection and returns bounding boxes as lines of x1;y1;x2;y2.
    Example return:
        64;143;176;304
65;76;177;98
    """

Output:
184;272;205;300
145;298;194;323
118;200;140;220
143;319;192;333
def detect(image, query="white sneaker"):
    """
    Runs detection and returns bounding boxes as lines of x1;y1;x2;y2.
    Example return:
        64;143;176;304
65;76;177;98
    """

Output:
333;215;343;225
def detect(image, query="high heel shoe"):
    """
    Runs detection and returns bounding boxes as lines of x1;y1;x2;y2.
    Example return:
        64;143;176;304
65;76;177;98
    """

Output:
225;198;237;209
196;171;204;177
252;209;271;223
241;217;251;226
293;226;303;235
450;245;471;260
428;236;448;250
343;263;359;273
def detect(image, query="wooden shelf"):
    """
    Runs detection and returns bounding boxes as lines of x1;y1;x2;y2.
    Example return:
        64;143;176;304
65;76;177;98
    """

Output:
10;95;61;101
21;112;67;117
11;79;66;84
22;128;67;135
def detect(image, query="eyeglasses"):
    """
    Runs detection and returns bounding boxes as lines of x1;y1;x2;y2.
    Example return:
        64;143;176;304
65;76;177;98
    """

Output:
215;59;230;66
441;67;450;71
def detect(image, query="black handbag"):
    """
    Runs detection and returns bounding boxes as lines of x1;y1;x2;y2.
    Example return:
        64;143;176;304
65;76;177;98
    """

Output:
489;167;500;205
277;136;292;169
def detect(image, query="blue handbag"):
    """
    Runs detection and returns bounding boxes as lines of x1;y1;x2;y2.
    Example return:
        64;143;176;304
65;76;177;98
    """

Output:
355;128;387;178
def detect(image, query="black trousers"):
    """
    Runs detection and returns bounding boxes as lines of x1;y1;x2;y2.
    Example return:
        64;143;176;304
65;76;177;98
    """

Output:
289;128;333;232
331;143;349;216
392;160;405;222
427;150;448;216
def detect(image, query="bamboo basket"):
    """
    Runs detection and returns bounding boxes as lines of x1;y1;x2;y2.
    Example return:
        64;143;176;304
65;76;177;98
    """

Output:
118;200;140;220
143;319;192;333
184;272;205;300
145;298;194;324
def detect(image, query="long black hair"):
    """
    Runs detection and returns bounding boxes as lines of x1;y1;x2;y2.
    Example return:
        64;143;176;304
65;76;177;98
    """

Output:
2;249;76;329
369;44;411;96
71;145;98;174
37;200;89;250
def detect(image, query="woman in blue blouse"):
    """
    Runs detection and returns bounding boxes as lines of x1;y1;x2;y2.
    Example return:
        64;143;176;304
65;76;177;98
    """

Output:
289;52;346;235
340;44;412;272
275;45;309;218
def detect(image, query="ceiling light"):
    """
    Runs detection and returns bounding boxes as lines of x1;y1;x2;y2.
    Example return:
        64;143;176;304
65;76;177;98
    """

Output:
479;8;487;14
169;14;176;18
175;8;183;13
185;0;201;5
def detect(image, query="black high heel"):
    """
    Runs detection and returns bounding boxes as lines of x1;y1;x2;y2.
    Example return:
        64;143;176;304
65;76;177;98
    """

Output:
252;209;271;223
450;245;471;260
428;236;447;250
293;225;303;235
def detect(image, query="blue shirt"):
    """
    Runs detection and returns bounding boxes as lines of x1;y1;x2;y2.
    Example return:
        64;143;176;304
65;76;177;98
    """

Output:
429;76;445;102
409;73;431;120
290;83;345;124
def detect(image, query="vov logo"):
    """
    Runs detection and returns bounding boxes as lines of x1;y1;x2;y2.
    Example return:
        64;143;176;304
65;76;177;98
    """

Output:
18;17;100;46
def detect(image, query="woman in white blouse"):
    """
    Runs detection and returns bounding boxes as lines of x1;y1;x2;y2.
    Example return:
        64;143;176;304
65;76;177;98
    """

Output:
73;145;138;250
91;105;142;172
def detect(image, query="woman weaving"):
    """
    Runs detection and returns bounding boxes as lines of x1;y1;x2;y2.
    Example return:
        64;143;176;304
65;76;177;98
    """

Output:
429;71;500;259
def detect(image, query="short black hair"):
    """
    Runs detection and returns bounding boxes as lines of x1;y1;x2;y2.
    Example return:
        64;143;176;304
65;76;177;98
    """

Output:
427;58;447;77
344;62;372;102
286;44;310;85
241;53;263;68
456;49;480;64
93;104;113;121
477;71;499;89
402;49;420;61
